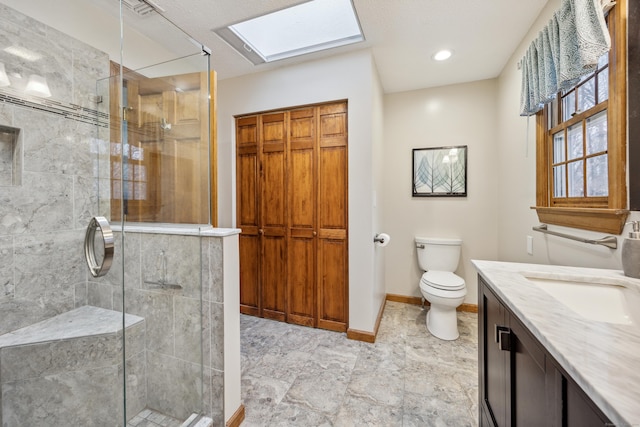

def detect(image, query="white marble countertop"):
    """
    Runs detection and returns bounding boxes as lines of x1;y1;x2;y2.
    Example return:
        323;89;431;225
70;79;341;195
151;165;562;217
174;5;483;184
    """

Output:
472;260;640;426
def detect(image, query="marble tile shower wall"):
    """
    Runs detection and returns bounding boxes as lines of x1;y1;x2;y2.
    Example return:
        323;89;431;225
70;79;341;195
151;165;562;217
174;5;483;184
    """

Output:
86;231;225;423
0;4;110;334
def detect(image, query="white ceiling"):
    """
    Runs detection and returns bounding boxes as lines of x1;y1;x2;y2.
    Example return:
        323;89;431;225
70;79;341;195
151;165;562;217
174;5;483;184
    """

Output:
2;0;550;94
157;0;550;93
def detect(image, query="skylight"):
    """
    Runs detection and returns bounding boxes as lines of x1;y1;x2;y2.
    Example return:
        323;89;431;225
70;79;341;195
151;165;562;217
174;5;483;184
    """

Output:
215;0;364;65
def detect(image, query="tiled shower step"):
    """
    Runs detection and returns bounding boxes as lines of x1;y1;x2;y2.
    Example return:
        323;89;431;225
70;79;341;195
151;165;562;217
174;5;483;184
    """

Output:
127;410;213;427
127;408;183;427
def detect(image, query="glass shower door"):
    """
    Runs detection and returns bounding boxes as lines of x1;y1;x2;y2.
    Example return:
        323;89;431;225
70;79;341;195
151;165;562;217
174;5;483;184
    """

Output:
96;31;212;426
115;2;213;424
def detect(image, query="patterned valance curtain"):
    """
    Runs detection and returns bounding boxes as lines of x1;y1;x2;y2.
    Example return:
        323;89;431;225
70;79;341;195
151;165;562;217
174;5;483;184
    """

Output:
519;0;614;116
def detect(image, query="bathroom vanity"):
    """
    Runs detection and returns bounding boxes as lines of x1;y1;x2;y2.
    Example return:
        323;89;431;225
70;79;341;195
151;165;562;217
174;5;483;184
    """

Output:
474;260;640;427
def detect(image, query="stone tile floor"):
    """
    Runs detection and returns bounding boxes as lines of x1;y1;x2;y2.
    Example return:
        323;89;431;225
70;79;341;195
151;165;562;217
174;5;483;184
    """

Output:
240;301;478;426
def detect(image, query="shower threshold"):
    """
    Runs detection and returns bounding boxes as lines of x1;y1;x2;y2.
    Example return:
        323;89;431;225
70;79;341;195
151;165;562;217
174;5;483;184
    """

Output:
127;408;184;427
127;409;213;427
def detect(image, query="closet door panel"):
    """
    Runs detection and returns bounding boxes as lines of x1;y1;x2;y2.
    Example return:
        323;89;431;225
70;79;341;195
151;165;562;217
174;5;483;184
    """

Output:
317;102;348;331
289;108;316;230
262;152;285;226
318;103;348;231
260;113;287;321
287;234;315;326
289;145;315;228
236;116;259;228
318;147;347;229
317;238;348;331
239;234;260;316
260;113;286;231
288;108;316;325
290;108;315;143
261;234;286;321
236;116;260;315
237;155;258;228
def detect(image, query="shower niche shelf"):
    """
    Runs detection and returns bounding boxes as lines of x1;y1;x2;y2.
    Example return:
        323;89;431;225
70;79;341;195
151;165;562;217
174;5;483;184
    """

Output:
0;125;21;187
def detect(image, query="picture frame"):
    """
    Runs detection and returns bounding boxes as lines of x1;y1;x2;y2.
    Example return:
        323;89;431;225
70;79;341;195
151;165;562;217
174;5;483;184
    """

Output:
412;145;467;197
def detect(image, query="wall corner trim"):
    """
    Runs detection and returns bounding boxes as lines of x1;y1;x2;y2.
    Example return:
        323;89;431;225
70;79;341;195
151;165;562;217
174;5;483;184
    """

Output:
225;404;245;427
347;298;386;343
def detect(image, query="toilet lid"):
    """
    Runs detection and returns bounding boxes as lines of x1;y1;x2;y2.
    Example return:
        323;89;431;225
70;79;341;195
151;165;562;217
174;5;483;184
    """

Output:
421;271;466;291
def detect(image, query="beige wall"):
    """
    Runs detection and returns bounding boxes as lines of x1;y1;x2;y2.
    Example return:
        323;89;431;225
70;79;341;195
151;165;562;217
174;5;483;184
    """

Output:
382;80;500;304
383;0;639;306
495;0;639;269
217;50;385;333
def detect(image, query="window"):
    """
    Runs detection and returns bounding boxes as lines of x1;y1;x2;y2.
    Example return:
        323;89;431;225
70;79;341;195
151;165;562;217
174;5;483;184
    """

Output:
214;0;364;65
534;1;628;234
110;143;147;202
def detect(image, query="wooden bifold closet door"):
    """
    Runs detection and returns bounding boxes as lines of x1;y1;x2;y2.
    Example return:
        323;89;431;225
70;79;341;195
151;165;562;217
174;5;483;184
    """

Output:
236;101;348;332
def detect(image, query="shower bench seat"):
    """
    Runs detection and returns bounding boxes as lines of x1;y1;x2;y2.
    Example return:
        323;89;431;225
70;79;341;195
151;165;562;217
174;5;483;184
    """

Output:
0;305;146;427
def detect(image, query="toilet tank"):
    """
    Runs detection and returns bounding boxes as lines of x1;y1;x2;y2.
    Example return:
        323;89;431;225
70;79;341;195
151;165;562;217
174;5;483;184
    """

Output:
415;236;462;272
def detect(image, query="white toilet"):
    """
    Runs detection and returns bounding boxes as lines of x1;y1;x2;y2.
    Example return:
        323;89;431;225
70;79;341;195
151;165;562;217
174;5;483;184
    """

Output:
415;236;467;340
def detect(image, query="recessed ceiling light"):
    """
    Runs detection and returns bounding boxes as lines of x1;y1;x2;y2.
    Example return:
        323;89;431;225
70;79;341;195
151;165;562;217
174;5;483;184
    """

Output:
214;0;364;65
433;50;453;61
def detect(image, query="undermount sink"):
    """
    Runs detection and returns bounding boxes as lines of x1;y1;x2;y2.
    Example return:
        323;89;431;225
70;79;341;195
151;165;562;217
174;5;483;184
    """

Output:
521;272;640;326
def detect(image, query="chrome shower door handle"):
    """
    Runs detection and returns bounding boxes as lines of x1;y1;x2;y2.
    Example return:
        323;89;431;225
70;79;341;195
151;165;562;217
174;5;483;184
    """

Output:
84;216;114;278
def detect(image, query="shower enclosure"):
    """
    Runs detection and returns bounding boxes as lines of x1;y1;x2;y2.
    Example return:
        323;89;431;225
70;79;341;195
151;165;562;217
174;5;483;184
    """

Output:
0;1;225;426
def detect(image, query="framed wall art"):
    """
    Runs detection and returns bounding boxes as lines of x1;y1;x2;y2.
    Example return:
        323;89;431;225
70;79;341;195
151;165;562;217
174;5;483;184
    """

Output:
412;145;467;197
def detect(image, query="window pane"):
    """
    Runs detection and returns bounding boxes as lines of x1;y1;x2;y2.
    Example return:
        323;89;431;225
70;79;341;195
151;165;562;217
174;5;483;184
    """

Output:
563;91;576;121
134;182;147;200
568;160;584;197
123;163;133;181
597;70;609;102
577;78;596;112
553;132;565;163
597;52;608;69
112;161;121;179
124;181;134;200
587;155;608;196
134;164;146;181
112;180;121;199
131;145;144;161
554;165;566;198
567;123;583;160
586;110;607;155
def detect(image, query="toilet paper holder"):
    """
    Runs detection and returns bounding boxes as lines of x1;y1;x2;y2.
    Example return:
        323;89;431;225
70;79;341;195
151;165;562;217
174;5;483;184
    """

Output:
374;233;390;245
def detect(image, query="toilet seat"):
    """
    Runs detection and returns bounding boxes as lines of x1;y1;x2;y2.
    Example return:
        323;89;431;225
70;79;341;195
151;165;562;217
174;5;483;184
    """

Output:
421;270;465;291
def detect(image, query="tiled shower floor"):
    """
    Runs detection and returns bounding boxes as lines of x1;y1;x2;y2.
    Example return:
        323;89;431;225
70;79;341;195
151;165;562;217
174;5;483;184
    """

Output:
240;301;479;426
127;408;184;427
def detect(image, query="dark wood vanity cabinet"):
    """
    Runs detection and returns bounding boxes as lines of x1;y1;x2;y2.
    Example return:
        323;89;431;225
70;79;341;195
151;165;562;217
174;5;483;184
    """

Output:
478;275;611;427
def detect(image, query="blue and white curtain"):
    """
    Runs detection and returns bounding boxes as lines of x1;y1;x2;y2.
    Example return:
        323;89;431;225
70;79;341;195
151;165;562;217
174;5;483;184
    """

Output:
519;0;613;116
